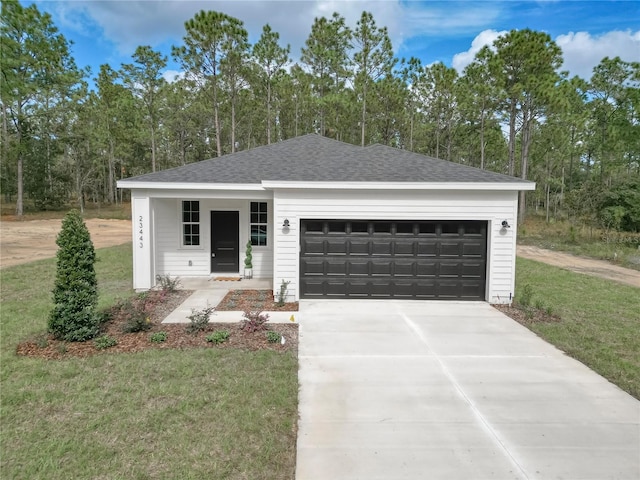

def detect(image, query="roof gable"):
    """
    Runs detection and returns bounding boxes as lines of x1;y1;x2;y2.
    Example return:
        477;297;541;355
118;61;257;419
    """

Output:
119;134;532;186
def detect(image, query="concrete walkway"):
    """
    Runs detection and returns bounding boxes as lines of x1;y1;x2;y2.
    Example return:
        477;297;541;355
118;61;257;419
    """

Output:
296;300;640;480
162;277;297;324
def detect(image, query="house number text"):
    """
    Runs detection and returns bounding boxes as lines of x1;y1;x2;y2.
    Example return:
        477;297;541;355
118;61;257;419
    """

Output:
138;216;144;248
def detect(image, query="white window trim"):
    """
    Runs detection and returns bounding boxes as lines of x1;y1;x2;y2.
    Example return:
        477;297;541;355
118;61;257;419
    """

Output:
179;199;203;249
250;201;268;247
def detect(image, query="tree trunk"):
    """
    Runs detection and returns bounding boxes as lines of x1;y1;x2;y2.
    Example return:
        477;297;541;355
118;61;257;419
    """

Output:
361;81;367;147
16;155;23;216
151;125;156;172
267;81;272;145
508;98;517;176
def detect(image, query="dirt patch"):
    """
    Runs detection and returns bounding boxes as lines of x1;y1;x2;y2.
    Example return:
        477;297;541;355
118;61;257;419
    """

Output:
517;245;640;288
16;289;298;360
0;218;132;269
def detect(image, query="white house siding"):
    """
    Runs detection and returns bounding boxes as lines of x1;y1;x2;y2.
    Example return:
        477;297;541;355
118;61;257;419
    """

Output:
272;188;519;303
128;189;273;289
152;197;274;280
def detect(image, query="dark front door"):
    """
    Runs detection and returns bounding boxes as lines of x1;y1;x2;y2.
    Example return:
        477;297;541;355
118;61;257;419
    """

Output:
210;211;239;273
300;220;487;300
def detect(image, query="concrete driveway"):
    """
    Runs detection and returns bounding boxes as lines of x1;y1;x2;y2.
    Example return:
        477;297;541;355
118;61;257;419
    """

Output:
296;300;640;480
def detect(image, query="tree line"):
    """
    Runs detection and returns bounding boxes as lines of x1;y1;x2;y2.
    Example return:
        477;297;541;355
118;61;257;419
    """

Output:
1;0;639;230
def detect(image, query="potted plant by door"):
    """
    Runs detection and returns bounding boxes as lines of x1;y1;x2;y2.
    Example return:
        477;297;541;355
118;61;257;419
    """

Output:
244;240;253;279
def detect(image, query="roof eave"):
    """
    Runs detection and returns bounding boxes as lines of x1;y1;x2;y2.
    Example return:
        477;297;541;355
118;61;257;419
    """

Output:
261;181;536;191
116;181;264;191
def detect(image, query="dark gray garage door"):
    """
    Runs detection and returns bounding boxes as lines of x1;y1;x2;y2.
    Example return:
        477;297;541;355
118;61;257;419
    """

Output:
300;220;487;300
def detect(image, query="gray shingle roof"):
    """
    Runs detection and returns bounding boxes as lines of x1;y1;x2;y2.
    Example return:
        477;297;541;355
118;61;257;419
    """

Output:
120;134;531;185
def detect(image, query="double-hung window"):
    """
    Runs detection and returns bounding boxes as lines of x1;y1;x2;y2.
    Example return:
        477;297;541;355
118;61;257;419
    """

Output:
250;202;267;246
182;200;200;246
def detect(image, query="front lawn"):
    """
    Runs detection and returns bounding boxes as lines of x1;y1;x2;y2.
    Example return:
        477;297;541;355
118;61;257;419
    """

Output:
514;257;640;399
0;243;298;479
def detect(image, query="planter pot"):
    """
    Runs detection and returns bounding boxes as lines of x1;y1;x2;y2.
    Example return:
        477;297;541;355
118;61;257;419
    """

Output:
244;268;253;279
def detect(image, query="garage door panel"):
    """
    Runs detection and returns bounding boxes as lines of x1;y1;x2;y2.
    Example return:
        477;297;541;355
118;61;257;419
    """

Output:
461;262;485;277
462;241;485;256
440;262;462;277
301;259;324;276
440;242;462;256
302;239;325;255
372;241;392;256
349;240;370;255
417;243;437;256
349;260;369;276
300;220;486;300
394;261;414;276
301;279;325;296
416;261;438;277
393;241;414;256
326;260;347;276
371;260;393;276
327;240;347;255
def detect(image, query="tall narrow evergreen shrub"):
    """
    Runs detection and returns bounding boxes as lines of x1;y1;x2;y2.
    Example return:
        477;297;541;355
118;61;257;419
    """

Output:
48;211;99;341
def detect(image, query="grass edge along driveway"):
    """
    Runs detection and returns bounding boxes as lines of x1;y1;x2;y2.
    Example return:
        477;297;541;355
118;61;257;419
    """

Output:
515;257;640;400
0;243;298;480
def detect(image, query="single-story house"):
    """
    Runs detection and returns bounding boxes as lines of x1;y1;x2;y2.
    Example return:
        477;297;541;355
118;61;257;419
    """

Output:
117;134;535;303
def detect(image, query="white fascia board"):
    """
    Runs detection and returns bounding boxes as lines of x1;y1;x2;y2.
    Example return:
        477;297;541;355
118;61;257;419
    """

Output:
116;181;264;191
261;181;536;191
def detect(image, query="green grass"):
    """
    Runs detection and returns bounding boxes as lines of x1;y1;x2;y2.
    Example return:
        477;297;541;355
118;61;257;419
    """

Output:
519;214;640;271
515;257;640;399
0;244;298;479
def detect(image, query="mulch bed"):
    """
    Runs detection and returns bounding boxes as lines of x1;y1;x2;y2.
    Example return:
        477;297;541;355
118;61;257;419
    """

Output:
216;289;299;312
16;289;298;360
494;303;561;325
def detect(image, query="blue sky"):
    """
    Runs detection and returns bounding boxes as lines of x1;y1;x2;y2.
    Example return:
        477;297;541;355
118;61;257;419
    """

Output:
29;0;640;85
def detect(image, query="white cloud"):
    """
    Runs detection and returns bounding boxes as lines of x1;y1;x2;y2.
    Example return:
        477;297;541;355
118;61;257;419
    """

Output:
451;29;507;72
162;70;185;83
556;30;640;79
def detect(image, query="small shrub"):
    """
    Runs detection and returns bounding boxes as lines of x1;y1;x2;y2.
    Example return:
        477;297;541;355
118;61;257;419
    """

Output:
545;305;554;317
56;343;68;355
186;305;215;333
206;330;230;344
534;299;545;311
150;331;168;343
122;310;152;333
266;331;281;343
518;284;534;307
156;274;181;292
32;333;49;348
94;335;117;350
48;210;100;342
242;310;270;333
277;280;291;306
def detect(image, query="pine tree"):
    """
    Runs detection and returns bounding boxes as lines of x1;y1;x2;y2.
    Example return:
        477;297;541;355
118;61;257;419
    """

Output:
48;211;99;341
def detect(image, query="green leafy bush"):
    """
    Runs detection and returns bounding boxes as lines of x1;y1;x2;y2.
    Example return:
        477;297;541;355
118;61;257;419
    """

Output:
94;335;117;350
150;331;168;343
186;305;215;333
48;211;100;341
241;310;270;333
206;330;230;344
122;309;152;333
266;331;281;343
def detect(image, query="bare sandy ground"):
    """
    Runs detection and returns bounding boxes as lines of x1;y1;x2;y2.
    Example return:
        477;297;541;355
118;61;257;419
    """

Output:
517;245;640;288
0;218;132;269
1;218;638;288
